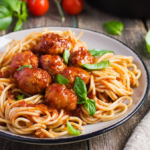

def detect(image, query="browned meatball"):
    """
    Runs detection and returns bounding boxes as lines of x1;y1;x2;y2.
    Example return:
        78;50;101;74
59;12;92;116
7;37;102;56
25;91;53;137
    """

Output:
40;55;66;76
45;83;77;111
70;49;93;68
10;51;39;75
35;33;71;55
14;68;51;95
61;67;90;89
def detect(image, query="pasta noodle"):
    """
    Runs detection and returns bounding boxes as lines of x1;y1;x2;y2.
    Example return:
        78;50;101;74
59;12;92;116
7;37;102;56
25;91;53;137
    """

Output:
0;28;141;138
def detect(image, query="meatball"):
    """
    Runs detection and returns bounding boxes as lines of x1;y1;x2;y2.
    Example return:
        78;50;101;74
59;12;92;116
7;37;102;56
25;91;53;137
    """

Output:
14;68;51;95
35;33;71;55
45;83;77;111
40;55;66;76
61;67;90;89
70;49;93;68
10;51;39;75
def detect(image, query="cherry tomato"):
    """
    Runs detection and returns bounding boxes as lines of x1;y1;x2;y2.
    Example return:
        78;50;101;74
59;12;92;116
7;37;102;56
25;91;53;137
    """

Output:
27;0;49;16
62;0;84;15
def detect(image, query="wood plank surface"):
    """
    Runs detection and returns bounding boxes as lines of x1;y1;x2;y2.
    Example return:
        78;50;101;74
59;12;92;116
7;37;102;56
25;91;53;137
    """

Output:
0;137;87;150
0;1;87;150
78;2;150;150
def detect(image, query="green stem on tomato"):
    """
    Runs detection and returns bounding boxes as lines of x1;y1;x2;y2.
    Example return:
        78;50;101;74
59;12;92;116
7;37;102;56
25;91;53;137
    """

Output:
54;0;65;22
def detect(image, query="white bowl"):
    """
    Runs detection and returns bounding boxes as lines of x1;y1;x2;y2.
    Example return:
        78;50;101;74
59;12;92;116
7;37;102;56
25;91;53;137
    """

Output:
0;27;149;144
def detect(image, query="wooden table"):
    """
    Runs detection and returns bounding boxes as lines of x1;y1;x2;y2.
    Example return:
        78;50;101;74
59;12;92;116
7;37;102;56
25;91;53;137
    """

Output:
0;1;150;150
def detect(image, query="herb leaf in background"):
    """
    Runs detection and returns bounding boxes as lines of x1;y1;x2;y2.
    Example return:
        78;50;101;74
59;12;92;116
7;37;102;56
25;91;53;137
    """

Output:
89;49;114;56
0;0;28;31
0;0;22;14
0;16;12;31
145;30;150;53
82;60;110;70
55;74;69;85
0;6;12;31
74;77;96;116
103;21;124;36
14;19;23;31
63;49;70;64
17;65;33;71
67;121;81;136
0;5;12;18
21;2;28;22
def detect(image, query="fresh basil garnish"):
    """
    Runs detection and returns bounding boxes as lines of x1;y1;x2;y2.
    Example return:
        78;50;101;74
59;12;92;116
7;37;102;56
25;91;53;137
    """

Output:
74;77;96;116
63;49;70;64
55;74;69;85
14;94;23;101
17;95;23;100
145;30;150;53
82;60;110;70
74;77;87;101
89;49;114;56
103;21;124;36
67;121;81;136
77;99;86;104
84;99;96;116
17;65;32;71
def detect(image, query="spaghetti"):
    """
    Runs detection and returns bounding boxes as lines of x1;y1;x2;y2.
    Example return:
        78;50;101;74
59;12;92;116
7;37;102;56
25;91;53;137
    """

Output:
0;29;141;138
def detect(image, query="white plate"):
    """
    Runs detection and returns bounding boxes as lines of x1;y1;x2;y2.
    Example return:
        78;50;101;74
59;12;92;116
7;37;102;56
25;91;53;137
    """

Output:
0;27;149;144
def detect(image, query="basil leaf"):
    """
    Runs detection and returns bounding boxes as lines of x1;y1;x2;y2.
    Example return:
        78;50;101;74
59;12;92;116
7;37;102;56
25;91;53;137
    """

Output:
55;74;69;85
63;49;70;64
0;0;22;14
0;1;28;31
82;60;110;70
145;30;150;53
104;21;124;36
77;99;86;104
20;2;28;22
17;65;32;71
0;5;12;31
17;95;23;100
89;49;114;56
14;19;22;31
74;77;87;101
84;99;96;116
0;5;12;18
67;121;81;136
0;16;12;31
74;78;96;116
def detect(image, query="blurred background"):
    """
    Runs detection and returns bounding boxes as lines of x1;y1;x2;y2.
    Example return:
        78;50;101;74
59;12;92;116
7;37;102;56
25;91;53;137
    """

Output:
87;0;150;18
1;0;150;33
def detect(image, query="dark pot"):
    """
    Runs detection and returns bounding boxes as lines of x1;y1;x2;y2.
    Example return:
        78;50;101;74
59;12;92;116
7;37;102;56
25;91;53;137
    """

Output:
86;0;150;18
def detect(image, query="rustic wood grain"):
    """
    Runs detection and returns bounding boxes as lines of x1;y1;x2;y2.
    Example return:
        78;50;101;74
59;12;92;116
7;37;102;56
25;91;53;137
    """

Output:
0;1;87;150
0;137;87;150
78;2;150;150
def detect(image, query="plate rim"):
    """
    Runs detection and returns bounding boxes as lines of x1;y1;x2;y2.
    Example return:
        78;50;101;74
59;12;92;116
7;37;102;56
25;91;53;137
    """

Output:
0;27;149;144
